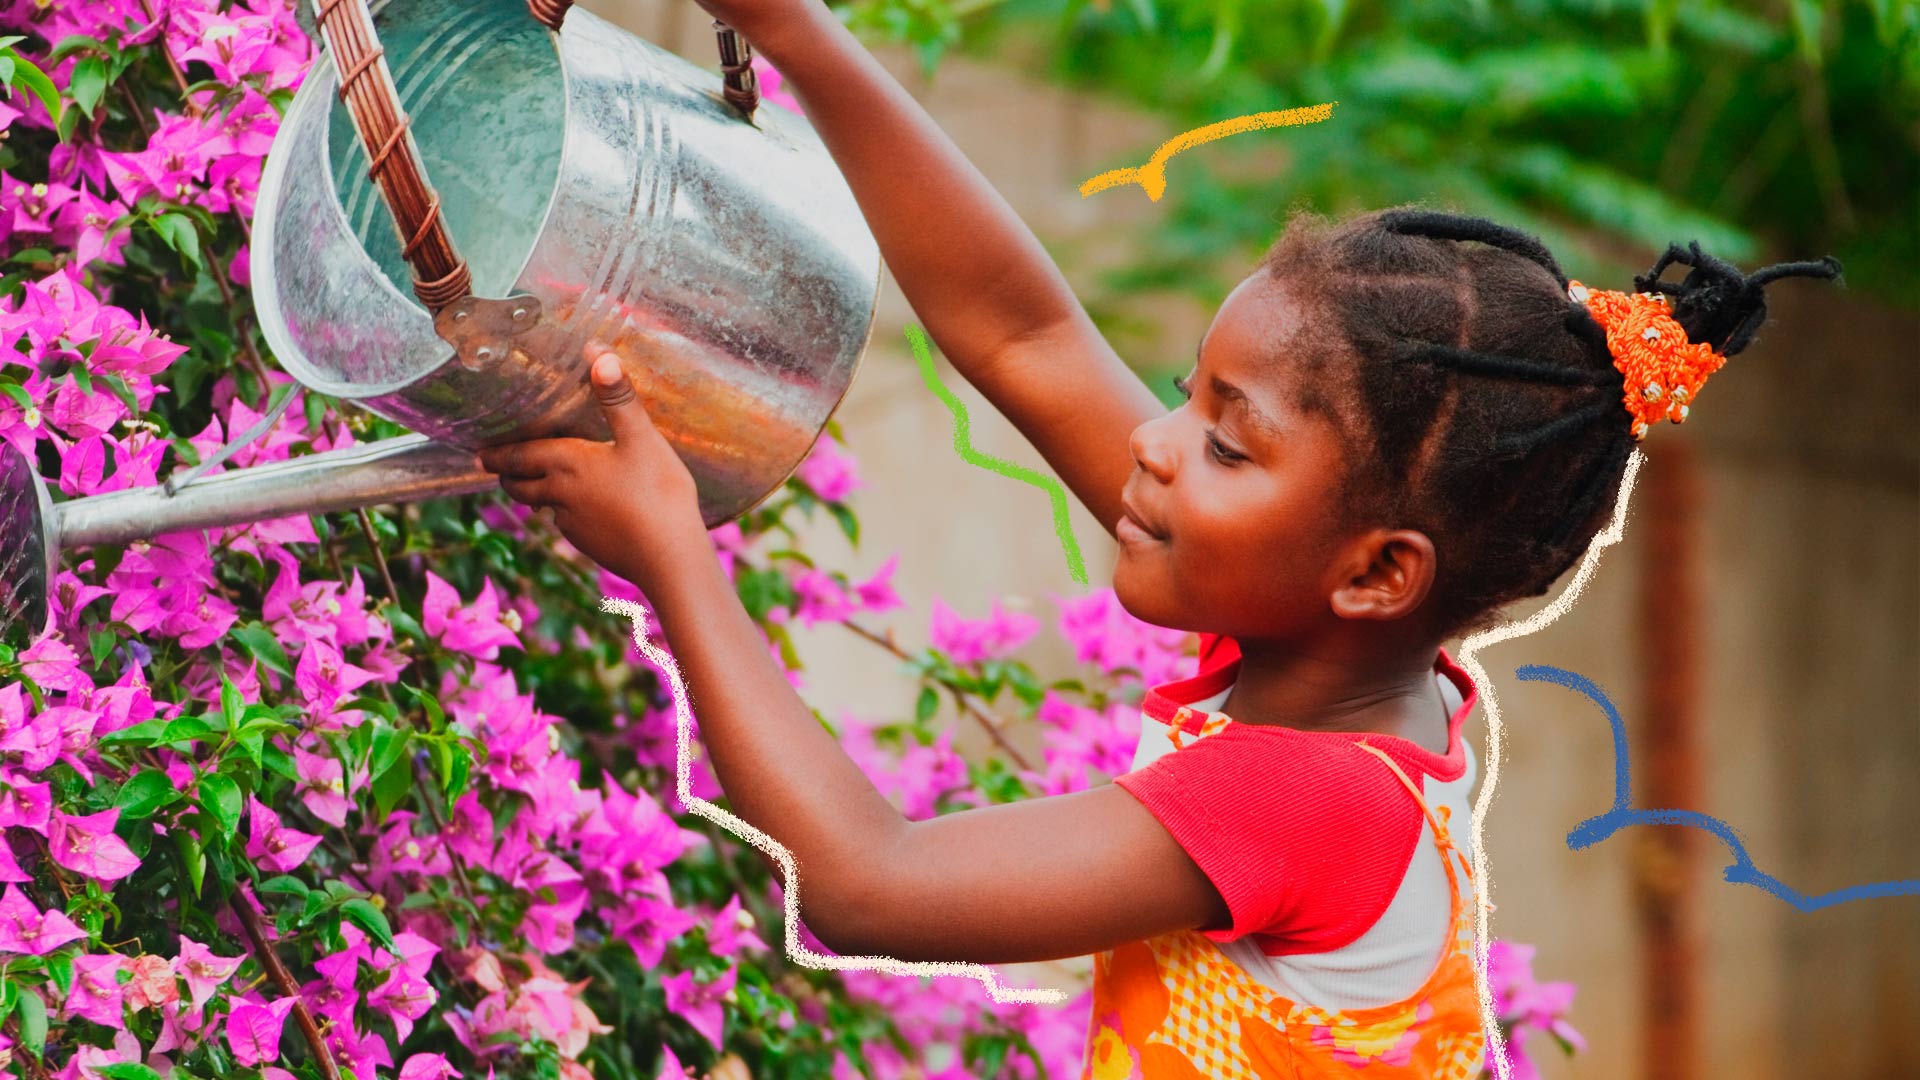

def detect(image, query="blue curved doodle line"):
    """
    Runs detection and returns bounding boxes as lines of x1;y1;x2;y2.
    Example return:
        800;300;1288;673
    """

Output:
1516;664;1920;911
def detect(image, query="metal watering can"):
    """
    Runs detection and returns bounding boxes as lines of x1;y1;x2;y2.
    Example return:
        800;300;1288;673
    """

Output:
0;0;879;643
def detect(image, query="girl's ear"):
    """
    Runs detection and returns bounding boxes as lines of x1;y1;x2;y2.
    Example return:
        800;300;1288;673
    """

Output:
1328;528;1437;622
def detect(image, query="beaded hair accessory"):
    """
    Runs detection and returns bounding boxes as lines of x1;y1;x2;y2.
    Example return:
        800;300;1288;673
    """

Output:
1565;281;1721;442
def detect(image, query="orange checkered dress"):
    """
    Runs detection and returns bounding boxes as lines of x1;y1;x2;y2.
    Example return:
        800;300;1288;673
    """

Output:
1080;738;1487;1079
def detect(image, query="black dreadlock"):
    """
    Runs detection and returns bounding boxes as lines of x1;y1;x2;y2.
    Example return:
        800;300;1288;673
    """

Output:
1257;205;1841;640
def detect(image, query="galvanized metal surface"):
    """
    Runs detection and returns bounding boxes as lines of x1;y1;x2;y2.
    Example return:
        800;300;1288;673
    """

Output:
254;0;881;528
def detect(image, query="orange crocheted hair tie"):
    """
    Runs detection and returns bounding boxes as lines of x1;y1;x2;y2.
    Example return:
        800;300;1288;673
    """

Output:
1567;280;1725;442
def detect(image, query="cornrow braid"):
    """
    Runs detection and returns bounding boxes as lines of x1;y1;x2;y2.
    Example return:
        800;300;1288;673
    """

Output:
1258;205;1839;640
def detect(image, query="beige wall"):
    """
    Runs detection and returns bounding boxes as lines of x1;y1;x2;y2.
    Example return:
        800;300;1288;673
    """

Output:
581;5;1920;1075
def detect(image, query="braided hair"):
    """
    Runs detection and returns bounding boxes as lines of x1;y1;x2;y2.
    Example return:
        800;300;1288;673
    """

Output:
1256;206;1842;640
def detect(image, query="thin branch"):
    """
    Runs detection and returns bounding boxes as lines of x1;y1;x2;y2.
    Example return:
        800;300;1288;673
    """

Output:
354;508;399;604
833;618;1034;772
231;890;344;1080
136;0;203;119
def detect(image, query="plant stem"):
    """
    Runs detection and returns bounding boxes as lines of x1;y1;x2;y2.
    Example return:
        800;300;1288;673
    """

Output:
355;507;399;603
833;618;1033;771
231;890;345;1080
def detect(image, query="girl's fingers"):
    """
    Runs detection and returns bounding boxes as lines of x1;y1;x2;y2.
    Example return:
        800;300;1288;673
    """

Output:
499;474;556;507
480;439;580;479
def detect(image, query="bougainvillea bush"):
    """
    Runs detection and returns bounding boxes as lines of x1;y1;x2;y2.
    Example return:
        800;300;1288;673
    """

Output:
0;3;1580;1078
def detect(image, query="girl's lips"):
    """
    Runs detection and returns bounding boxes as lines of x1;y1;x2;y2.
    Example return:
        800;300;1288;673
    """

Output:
1117;515;1161;544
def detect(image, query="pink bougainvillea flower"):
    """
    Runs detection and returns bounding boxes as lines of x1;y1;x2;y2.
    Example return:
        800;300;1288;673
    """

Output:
1050;587;1193;686
244;795;323;874
422;571;522;659
19;636;87;694
50;186;129;268
398;1053;459;1080
0;884;86;954
657;1044;698;1080
443;790;495;864
293;636;378;728
793;435;861;502
0;836;32;884
703;894;767;959
930;597;1041;666
174;935;245;1011
369;964;438;1044
46;374;130;438
50;808;141;883
321;1020;394;1079
62;953;127;1027
0;772;47;834
0;708;61;774
293;744;353;828
662;965;737;1048
850;554;906;616
124;953;179;1012
750;54;804;116
608;878;700;971
225;995;297;1067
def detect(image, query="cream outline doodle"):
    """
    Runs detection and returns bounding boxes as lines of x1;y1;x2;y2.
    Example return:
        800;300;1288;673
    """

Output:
1456;447;1645;1079
600;439;1648;1055
598;597;1071;1006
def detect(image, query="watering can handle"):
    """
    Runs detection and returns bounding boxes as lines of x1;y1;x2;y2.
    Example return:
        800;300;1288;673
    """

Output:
526;0;762;118
312;0;473;314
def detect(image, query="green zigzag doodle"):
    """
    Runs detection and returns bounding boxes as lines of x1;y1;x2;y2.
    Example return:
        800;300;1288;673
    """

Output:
906;324;1088;585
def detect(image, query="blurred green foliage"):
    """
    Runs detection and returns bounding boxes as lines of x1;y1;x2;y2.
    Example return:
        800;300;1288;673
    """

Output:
847;0;1920;316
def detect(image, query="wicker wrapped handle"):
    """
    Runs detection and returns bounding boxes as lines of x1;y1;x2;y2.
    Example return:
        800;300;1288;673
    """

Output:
528;0;761;118
312;0;472;313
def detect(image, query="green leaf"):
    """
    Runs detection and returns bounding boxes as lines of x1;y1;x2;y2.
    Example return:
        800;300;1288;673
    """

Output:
2;50;60;129
368;723;411;782
92;372;143;416
43;35;108;65
98;1065;165;1080
370;750;412;823
100;716;168;747
219;671;243;733
257;875;309;899
915;685;939;724
161;714;222;746
231;622;293;679
341;898;396;951
150;212;202;271
46;951;72;997
88;628;119;669
13;985;44;1055
68;55;107;120
196;773;243;843
827;502;860;547
115;769;181;820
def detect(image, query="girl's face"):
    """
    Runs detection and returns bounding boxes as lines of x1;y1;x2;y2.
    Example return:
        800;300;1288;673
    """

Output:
1112;271;1359;640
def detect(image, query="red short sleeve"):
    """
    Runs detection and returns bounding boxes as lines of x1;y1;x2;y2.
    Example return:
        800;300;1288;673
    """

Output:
1114;728;1427;949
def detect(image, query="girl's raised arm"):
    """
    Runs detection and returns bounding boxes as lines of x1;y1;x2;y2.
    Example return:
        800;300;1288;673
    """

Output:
696;0;1166;538
627;504;1228;967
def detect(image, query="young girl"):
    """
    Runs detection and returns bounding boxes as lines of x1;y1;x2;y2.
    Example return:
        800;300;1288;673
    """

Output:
477;3;1840;1074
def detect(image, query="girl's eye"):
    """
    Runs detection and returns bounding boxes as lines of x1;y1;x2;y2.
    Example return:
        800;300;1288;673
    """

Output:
1206;431;1243;463
1172;374;1193;400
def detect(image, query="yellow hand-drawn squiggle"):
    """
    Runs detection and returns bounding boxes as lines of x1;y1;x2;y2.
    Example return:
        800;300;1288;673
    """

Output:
599;597;1069;1006
1458;448;1645;1079
1079;103;1338;202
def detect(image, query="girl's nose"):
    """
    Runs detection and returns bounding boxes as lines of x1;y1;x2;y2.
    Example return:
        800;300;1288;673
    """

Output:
1130;415;1176;482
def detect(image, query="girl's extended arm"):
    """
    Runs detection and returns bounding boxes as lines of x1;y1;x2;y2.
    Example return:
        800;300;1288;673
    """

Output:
697;0;1167;539
640;528;1230;964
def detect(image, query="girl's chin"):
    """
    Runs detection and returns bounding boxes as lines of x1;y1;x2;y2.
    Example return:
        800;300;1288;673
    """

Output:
1111;557;1181;628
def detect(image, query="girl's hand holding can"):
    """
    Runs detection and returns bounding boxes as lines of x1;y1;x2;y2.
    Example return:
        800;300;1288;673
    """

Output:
478;346;708;595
